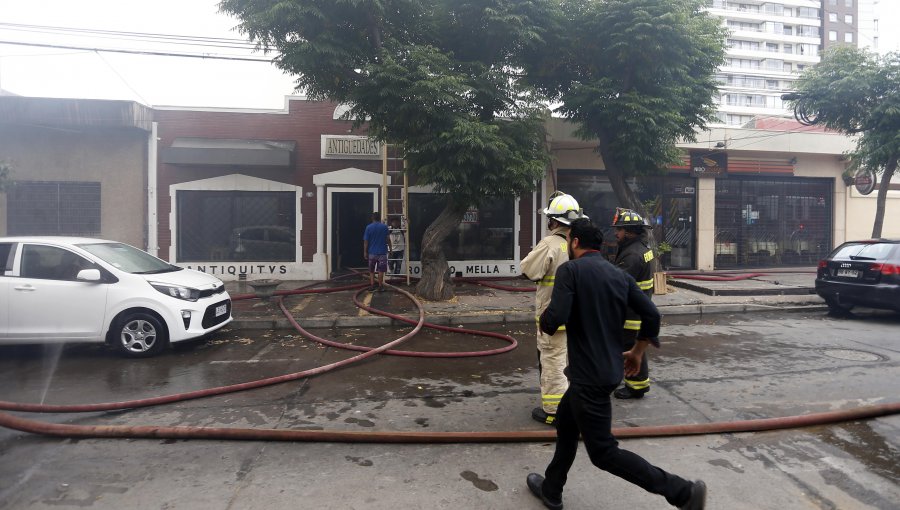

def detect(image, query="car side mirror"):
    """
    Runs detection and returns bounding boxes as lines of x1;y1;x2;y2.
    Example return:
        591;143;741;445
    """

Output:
76;268;102;282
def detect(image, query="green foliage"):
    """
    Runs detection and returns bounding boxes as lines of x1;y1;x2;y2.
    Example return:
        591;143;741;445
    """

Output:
525;0;726;175
787;46;900;177
220;0;554;208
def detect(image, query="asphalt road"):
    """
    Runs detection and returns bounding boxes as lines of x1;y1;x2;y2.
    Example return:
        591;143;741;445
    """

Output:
0;310;898;509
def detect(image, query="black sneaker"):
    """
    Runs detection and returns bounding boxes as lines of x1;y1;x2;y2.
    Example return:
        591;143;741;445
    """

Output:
613;386;648;400
679;480;707;510
531;407;556;426
526;473;563;510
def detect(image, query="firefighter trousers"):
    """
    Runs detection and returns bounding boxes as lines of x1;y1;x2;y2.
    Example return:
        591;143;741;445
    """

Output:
537;326;568;414
621;328;650;391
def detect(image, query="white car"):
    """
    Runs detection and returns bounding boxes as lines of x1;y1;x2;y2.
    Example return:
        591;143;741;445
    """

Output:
0;237;232;358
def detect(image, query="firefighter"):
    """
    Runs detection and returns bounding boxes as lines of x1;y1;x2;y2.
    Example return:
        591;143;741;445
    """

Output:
611;207;655;400
520;191;587;425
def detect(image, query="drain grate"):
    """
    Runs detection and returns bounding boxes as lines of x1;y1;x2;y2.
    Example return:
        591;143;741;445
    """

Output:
821;349;885;362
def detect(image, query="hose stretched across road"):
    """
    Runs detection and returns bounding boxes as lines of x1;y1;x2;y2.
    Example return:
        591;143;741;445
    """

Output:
0;277;897;442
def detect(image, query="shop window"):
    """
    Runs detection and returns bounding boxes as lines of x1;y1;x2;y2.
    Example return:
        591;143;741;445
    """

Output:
714;177;832;268
407;194;514;261
557;171;697;269
7;181;100;236
176;190;296;262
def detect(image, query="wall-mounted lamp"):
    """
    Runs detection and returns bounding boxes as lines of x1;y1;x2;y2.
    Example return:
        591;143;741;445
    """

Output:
305;191;314;197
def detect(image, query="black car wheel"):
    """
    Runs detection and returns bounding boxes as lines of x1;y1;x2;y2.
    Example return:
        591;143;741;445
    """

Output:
114;312;168;358
824;296;854;315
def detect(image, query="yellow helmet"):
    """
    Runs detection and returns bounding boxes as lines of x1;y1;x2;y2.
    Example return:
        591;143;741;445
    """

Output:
542;191;587;225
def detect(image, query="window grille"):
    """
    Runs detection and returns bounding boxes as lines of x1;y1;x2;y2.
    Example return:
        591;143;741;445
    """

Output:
7;181;101;236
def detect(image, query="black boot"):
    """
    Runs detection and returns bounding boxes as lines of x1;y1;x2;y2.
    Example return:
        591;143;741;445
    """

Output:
613;385;648;399
531;407;556;426
526;473;563;510
679;480;707;510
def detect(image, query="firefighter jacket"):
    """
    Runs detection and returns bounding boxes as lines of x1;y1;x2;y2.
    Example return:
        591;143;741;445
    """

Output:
614;236;654;331
520;227;570;318
539;252;661;387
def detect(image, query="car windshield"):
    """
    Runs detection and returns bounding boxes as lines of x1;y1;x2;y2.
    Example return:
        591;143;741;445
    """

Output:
831;242;897;261
78;242;182;274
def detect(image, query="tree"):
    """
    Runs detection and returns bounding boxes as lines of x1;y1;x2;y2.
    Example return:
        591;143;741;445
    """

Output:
220;0;552;300
525;0;725;265
784;46;899;238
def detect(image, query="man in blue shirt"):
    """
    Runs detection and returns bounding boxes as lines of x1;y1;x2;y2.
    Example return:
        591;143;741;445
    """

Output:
363;211;391;292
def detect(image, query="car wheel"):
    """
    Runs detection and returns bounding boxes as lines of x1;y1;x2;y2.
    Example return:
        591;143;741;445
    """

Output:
114;313;168;358
824;296;854;315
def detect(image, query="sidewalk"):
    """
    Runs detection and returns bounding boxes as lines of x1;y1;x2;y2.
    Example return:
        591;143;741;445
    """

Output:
226;269;825;330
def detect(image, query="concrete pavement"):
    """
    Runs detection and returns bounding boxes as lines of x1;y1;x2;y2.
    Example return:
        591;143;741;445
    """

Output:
227;269;826;330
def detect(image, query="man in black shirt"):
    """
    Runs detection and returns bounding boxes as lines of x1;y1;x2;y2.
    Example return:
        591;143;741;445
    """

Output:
526;219;706;510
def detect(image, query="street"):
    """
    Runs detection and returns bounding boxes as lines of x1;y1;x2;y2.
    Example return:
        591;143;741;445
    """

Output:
0;310;898;510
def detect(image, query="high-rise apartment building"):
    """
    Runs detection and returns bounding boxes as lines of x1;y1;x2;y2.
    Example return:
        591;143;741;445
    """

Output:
822;0;860;49
708;1;825;126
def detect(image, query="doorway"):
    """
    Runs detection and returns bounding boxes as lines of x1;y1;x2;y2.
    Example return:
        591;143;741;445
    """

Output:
331;191;376;274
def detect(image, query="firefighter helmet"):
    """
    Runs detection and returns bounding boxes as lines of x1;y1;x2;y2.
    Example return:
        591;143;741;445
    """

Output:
542;191;587;225
611;207;652;228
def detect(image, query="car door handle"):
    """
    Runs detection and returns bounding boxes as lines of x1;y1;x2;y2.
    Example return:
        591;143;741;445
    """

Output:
14;285;36;291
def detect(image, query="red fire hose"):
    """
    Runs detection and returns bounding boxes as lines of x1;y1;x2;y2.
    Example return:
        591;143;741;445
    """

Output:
0;277;896;443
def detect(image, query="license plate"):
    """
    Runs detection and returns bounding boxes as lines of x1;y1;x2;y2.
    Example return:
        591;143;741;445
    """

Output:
215;304;227;317
836;269;859;278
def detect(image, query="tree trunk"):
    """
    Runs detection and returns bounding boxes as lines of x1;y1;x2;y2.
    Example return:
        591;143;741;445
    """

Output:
597;136;663;273
415;198;468;301
871;157;897;239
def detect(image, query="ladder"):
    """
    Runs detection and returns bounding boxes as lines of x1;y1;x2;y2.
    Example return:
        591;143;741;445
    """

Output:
382;144;410;285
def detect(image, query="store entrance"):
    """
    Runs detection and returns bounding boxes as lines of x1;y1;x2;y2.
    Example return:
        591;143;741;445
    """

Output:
714;177;832;268
331;191;374;274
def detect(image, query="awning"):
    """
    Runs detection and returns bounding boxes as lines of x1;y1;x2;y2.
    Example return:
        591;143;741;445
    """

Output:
161;138;295;167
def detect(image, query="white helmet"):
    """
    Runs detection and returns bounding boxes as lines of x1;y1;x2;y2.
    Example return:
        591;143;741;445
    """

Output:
542;191;587;225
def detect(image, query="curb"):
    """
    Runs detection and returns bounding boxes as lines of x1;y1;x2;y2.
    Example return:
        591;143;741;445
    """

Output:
227;303;827;330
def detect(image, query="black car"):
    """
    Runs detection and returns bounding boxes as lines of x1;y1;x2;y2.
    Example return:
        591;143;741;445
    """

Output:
815;239;900;314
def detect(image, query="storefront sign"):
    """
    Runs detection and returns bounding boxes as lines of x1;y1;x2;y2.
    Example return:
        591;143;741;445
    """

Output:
855;168;877;196
321;135;383;160
183;264;288;276
462;209;479;223
406;262;519;277
690;150;727;177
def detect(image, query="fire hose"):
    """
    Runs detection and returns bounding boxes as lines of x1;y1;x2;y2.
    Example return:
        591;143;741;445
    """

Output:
0;277;897;442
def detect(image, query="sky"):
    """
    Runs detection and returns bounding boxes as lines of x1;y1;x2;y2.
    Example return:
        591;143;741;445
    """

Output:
0;0;298;109
0;0;899;110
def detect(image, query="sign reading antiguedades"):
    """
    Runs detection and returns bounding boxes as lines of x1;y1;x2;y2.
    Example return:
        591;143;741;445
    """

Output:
321;135;383;160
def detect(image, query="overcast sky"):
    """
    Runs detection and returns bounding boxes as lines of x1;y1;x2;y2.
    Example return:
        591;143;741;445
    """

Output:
1;0;898;110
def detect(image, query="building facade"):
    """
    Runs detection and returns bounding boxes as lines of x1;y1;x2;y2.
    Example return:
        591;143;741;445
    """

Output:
152;97;536;281
545;118;900;271
0;97;152;247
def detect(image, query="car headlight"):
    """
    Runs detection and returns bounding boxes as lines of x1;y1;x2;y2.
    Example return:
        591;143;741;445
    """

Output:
150;282;200;302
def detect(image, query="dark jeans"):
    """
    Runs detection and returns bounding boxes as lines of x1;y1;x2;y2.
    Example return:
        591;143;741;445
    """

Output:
543;383;692;506
389;250;404;274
